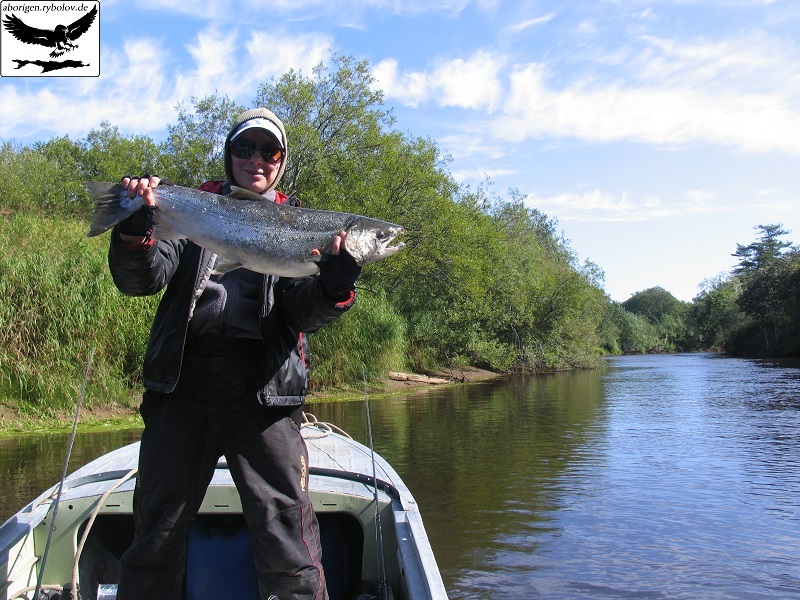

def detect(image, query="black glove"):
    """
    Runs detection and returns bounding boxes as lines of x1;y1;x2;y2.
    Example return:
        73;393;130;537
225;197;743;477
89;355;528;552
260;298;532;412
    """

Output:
319;250;362;300
116;174;170;237
117;205;155;237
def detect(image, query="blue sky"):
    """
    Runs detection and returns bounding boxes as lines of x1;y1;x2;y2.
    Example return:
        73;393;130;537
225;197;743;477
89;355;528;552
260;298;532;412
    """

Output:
2;0;799;302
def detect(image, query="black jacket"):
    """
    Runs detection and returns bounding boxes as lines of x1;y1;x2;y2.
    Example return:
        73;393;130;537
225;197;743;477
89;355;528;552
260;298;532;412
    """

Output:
108;191;354;407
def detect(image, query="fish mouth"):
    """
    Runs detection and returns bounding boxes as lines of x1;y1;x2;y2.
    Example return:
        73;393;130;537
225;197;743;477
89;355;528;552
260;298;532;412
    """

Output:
378;240;406;259
363;225;406;265
383;226;405;250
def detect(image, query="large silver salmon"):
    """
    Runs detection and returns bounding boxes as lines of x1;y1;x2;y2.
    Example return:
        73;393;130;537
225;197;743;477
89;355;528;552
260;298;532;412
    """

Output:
86;182;405;277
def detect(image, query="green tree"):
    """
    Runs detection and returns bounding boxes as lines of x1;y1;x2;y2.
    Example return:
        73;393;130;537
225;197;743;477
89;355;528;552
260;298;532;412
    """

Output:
622;287;690;350
729;250;800;356
161;95;244;186
736;253;799;320
720;226;800;357
254;54;392;201
623;286;682;323
34;136;88;218
601;302;661;354
732;223;791;276
1;138;87;218
487;196;604;369
78;121;163;181
689;274;743;350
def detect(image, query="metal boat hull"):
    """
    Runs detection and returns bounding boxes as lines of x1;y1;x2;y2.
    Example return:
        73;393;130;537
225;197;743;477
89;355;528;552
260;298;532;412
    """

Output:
0;425;447;600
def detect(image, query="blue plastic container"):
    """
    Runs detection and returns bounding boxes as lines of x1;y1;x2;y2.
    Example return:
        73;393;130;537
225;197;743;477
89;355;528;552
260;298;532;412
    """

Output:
184;522;260;599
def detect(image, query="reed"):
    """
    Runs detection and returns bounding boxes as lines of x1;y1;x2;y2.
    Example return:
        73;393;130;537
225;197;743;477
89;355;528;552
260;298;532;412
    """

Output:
0;213;409;423
0;214;158;419
307;287;408;390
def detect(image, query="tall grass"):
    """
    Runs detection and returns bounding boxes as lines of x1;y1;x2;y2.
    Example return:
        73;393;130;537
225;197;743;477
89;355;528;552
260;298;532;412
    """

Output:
307;287;408;389
0;214;158;417
0;213;409;420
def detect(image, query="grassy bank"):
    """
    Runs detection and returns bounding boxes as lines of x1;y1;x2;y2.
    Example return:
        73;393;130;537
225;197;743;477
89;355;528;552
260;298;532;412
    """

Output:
1;214;157;420
1;213;412;431
0;208;496;435
0;366;503;436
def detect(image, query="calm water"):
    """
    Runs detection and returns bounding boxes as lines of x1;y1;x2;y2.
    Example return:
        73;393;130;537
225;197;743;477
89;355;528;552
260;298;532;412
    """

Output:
2;353;800;598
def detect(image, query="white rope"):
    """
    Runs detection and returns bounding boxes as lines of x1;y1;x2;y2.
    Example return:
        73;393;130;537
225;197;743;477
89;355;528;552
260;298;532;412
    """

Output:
70;467;138;599
11;584;65;600
301;411;352;439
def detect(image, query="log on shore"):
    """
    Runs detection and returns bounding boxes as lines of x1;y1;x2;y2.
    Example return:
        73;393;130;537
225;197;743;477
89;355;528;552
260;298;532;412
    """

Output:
388;372;452;385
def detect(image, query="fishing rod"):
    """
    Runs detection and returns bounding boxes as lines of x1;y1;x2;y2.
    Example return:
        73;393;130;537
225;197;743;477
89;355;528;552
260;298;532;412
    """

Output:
363;371;390;600
34;347;95;600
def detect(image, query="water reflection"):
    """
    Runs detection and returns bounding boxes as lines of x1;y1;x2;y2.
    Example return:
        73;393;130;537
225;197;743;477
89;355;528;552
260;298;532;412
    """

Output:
309;355;800;598
0;428;142;520
2;354;800;598
308;370;611;597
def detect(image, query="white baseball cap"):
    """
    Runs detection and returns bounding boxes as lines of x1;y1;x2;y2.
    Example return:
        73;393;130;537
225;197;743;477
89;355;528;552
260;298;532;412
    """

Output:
230;117;285;148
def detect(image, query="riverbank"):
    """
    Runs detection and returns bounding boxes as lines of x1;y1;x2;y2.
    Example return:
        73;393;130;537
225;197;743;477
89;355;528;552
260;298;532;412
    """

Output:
0;367;503;435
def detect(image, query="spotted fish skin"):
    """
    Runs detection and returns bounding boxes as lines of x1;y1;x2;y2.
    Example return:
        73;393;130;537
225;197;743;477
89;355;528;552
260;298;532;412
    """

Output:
86;182;405;277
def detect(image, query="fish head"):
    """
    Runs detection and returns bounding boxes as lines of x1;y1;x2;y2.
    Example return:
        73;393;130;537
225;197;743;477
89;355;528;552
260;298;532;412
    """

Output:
344;218;406;266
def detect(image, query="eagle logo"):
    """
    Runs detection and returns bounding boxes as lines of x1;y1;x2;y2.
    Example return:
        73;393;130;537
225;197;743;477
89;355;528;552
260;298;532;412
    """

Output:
2;5;97;58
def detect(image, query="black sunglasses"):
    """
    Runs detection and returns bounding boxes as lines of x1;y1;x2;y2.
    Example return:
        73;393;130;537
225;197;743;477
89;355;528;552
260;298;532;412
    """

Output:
231;139;284;163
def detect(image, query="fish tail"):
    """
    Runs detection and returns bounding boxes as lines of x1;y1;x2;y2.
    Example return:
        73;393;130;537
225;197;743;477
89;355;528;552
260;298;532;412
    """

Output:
85;182;143;237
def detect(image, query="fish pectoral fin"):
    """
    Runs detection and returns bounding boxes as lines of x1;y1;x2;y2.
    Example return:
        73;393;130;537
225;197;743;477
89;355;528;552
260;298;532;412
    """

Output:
211;258;244;275
151;215;186;241
305;253;325;263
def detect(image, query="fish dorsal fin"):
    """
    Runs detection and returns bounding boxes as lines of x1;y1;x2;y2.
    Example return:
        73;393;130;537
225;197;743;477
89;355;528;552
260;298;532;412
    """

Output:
229;186;270;201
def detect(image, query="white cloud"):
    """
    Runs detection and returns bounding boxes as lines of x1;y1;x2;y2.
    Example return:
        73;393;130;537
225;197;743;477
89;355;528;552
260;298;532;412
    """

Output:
372;59;432;107
174;27;331;103
263;0;474;16
255;31;331;76
450;167;517;183
634;33;794;90
130;0;476;22
374;50;505;111
492;29;800;155
527;187;731;223
0;26;333;142
185;28;236;79
1;38;178;140
532;189;636;219
373;26;800;156
510;74;790;151
435;52;505;111
687;188;715;206
3;0;799;164
506;13;556;33
0;88;64;141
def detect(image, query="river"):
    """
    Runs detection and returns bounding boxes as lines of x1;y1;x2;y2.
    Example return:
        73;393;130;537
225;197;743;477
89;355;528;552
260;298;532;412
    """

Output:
2;353;799;598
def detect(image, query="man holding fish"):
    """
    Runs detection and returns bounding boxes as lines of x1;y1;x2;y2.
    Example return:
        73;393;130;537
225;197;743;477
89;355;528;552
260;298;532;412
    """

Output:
103;108;376;600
